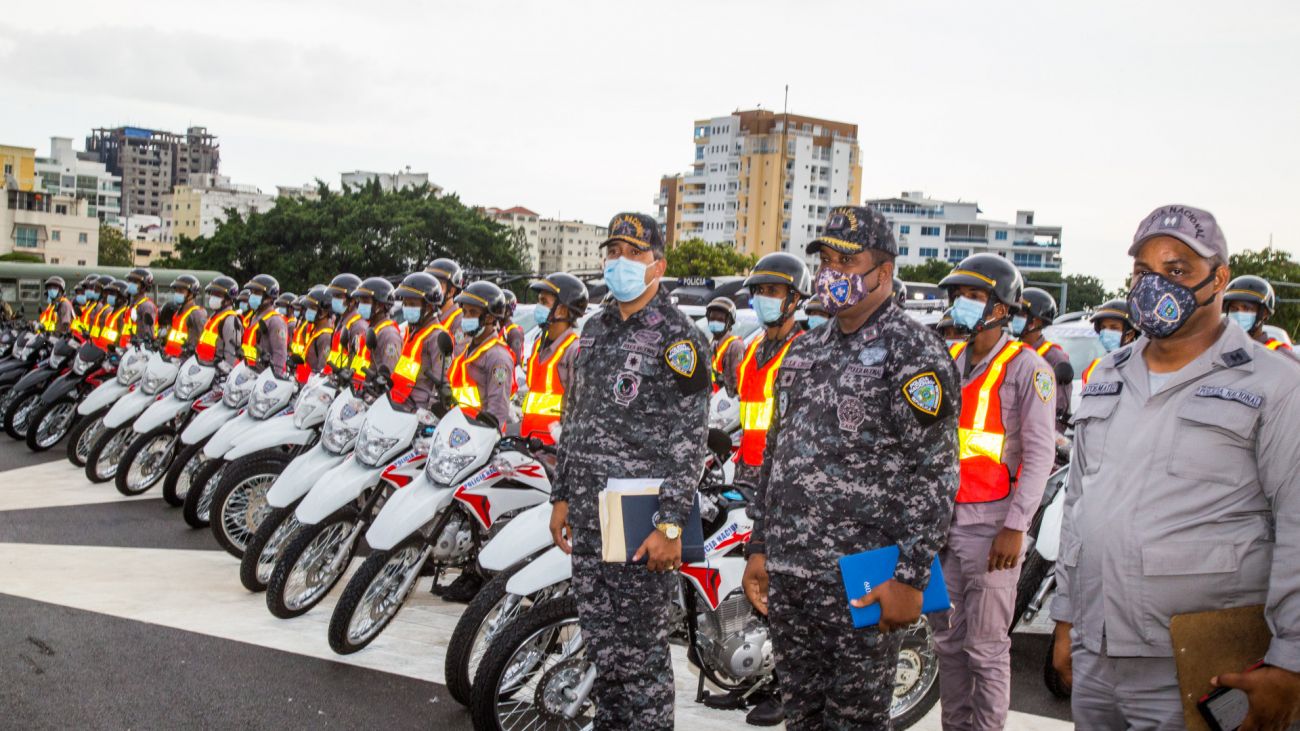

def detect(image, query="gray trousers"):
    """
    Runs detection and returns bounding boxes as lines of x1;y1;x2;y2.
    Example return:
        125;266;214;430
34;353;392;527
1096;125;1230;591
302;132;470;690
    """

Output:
1070;638;1186;730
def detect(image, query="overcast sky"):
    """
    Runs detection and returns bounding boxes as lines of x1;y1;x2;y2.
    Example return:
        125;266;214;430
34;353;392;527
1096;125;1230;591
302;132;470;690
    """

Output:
2;0;1296;286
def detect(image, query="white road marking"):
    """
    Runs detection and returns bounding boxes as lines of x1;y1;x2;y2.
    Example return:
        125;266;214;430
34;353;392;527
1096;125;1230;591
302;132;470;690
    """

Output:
0;460;159;511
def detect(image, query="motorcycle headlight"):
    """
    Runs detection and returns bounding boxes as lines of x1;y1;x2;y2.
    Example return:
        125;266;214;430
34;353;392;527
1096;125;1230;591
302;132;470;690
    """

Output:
355;425;400;467
72;356;92;375
293;387;335;429
0;343;11;357
117;352;148;385
49;353;68;369
321;397;366;454
141;370;171;396
222;371;256;408
426;450;476;485
174;364;203;400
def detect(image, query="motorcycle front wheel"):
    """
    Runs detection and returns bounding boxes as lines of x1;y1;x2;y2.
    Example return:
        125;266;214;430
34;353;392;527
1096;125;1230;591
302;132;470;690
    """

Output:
115;427;178;496
3;388;43;441
265;506;358;619
181;457;226;529
162;440;207;508
327;539;429;655
891;618;941;729
66;411;106;467
84;425;134;484
239;504;301;593
210;453;291;558
26;396;77;452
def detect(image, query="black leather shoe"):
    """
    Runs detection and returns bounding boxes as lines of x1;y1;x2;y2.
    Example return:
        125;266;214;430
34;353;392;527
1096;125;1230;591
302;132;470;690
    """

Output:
745;695;784;726
439;571;484;603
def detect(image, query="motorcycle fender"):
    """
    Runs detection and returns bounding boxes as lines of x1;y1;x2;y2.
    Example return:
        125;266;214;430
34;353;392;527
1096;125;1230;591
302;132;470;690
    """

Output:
365;474;455;552
14;366;55;394
1035;489;1066;562
293;457;383;526
266;444;347;509
203;413;258;458
224;415;312;461
78;380;129;416
134;395;193;434
505;545;572;597
39;372;81;405
102;388;154;429
181;402;237;445
477;502;555;573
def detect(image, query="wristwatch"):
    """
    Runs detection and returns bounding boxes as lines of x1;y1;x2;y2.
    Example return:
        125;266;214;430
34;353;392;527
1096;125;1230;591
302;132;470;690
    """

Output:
655;522;682;540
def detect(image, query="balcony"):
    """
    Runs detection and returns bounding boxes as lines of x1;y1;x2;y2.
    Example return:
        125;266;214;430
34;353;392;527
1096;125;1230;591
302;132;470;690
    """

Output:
1013;239;1061;249
944;236;988;244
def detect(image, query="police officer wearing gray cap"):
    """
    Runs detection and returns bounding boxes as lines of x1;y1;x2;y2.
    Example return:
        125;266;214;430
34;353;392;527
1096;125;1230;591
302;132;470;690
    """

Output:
548;212;711;729
742;205;960;729
1052;204;1300;730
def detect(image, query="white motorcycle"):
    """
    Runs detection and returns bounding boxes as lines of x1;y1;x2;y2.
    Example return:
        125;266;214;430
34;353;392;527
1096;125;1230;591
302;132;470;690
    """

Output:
1011;460;1071;700
160;361;257;511
67;345;149;468
84;346;180;484
326;408;553;655
264;391;428;619
207;374;337;557
181;367;300;529
114;355;219;497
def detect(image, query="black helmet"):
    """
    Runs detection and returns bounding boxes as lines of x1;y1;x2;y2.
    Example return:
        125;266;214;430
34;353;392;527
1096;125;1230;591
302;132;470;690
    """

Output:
105;279;129;298
938;253;1023;306
205;275;238;300
80;274;99;287
304;286;332;310
170;274;200;295
44;275;66;291
744;252;813;298
893;277;908;305
95;274;114;289
352;276;395;305
426;258;466;290
455;281;508;318
245;274;281;299
502;289;518;314
1223;275;1276;315
326;273;362;299
236;288;250;303
293;294;309;310
705;296;737;326
1091;299;1136;331
804;295;830;317
127;267;153;286
529;272;589;318
395;272;445;306
275;292;297;309
1020;287;1059;324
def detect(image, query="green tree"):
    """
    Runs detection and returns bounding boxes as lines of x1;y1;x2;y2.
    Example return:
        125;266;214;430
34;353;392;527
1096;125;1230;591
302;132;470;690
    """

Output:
164;180;527;293
0;252;43;263
1021;271;1110;313
98;224;133;267
897;259;953;284
1228;246;1300;338
664;238;758;278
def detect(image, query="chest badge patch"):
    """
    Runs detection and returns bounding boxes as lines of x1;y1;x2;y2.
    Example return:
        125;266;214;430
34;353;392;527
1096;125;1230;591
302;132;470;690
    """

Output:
903;372;942;417
837;396;867;432
665;340;697;378
1033;368;1055;403
612;371;641;407
859;346;887;366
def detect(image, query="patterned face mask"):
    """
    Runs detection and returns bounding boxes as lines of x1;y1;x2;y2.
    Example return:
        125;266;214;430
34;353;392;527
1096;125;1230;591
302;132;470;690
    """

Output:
1128;268;1217;339
815;265;879;315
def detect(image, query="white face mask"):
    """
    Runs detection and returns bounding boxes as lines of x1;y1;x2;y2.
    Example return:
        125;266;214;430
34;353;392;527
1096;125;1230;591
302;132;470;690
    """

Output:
207;295;223;310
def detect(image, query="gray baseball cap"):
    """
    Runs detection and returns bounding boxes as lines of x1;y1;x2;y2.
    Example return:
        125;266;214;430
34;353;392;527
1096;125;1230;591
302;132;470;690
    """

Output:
1128;204;1228;261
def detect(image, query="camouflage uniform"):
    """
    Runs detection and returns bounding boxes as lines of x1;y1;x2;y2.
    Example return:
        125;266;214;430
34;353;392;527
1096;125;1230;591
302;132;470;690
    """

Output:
553;285;711;729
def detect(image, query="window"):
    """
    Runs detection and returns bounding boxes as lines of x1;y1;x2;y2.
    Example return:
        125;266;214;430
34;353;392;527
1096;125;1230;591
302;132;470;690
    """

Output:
919;247;940;259
2;163;11;175
898;246;909;256
78;232;88;244
921;226;940;237
1013;252;1043;267
995;230;1008;241
947;247;969;263
51;230;61;241
15;226;40;248
899;225;910;234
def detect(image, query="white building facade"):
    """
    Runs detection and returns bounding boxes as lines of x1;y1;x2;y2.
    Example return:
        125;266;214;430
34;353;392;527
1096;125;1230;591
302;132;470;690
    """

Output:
538;219;607;274
1;184;99;266
483;206;541;273
341;168;441;195
864;191;1063;272
34;137;122;227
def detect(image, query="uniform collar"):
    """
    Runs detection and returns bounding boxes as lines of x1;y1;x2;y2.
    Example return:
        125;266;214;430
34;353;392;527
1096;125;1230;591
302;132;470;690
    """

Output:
959;331;1013;380
602;286;670;327
1125;322;1253;398
820;298;894;346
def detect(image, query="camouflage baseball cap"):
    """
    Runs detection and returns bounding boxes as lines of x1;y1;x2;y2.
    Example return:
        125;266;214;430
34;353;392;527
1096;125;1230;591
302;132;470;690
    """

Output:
601;212;664;254
806;205;897;256
1128;204;1228;261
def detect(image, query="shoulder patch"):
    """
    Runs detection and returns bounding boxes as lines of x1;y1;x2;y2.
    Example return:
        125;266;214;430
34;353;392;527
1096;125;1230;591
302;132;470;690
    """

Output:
1195;385;1262;409
492;366;510;385
1082;381;1122;397
665;340;697;378
1033;368;1055;403
903;371;942;417
1111;347;1134;368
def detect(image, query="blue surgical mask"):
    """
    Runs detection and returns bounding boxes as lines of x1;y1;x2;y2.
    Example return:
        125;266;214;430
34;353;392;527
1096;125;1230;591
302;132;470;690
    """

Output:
753;295;786;325
46;288;59;301
248;293;263;309
207;295;223;310
950;296;987;331
87;291;99;301
304;309;317;323
403;305;422;324
603;257;649;303
106;294;117;306
126;282;139;296
238;301;250;313
276;307;288;317
172;292;186;305
1228;311;1257;333
75;294;86;305
461;317;481;337
807;315;828;329
331;297;346;315
357;302;373;320
534;305;551;327
707;320;725;334
1097;329;1122;353
1009;315;1027;336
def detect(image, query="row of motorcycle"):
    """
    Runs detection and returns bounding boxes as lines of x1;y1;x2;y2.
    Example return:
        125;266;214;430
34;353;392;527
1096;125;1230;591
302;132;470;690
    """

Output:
0;318;1060;729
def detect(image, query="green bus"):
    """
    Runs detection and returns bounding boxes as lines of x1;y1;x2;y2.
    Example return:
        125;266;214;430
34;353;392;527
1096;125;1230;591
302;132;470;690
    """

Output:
0;262;226;321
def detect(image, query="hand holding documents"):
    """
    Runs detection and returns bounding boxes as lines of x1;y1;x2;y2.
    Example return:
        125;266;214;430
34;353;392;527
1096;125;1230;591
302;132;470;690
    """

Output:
838;545;949;630
598;478;704;564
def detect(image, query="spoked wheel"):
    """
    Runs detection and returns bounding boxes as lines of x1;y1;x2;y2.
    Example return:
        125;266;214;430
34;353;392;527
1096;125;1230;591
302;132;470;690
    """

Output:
210;454;290;558
328;541;430;655
4;389;43;441
66;412;106;467
84;425;134;484
115;427;178;496
470;596;593;731
265;507;358;619
26;398;78;452
240;505;301;593
890;618;940;728
162;440;207;508
182;458;226;529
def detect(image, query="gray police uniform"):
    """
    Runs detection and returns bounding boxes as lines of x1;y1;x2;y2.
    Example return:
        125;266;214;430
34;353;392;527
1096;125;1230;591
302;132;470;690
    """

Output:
1051;323;1300;729
751;300;960;730
368;318;404;379
180;304;210;357
213;307;245;371
1035;339;1073;424
54;298;76;335
552;287;711;729
132;296;158;341
451;334;514;430
712;332;746;396
303;319;333;375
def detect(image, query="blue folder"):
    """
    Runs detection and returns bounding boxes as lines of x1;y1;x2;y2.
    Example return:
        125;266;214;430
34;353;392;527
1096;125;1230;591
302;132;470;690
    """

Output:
612;493;705;565
837;546;950;629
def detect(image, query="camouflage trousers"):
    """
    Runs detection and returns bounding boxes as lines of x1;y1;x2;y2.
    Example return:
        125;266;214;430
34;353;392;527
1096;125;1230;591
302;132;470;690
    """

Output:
769;571;903;730
572;553;677;730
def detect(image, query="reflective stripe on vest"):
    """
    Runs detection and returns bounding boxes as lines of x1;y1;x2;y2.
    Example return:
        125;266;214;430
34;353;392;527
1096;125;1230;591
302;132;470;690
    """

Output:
196;309;238;363
87;304;105;339
440;306;462;331
1265;338;1291;351
95;307;128;349
123;297;154;338
501;322;522;365
949;340;967;359
956;340;1025;504
39;301;58;333
449;337;504;417
1082;357;1101;384
164;304;200;357
710;334;738;392
1035;340;1057;357
350;319;396;386
296;325;334;383
520;332;578;443
327;313;362;370
737;333;800;466
241;310;280;365
391;321;449;402
290;322;311;358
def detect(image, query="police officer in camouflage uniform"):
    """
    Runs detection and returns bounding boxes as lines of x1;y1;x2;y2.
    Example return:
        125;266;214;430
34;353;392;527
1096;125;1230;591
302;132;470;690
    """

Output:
743;206;960;729
548;212;711;730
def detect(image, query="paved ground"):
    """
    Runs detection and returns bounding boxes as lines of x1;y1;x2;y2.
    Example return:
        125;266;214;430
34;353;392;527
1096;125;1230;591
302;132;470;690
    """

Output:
0;436;1073;729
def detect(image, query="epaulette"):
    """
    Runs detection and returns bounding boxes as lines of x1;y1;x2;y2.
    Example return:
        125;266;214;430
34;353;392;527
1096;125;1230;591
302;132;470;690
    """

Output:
1221;348;1252;368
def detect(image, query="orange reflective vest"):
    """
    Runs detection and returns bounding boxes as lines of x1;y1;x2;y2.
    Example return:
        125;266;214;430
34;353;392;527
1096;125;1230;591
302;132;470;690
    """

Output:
122;297;155;340
500;322;523;364
1265;338;1293;352
449;337;507;418
951;339;1025;504
324;313;362;373
440;306;462;332
350;319;396;387
391;320;450;403
195;309;238;364
290;321;311;361
86;303;106;340
39;298;68;333
737;333;800;466
710;334;738;393
164;304;201;358
295;324;333;384
1082;357;1101;384
241;309;283;366
520;332;578;443
94;306;129;350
